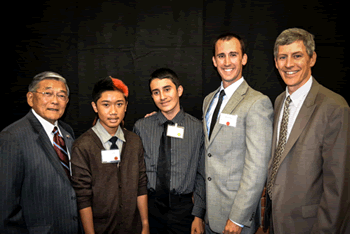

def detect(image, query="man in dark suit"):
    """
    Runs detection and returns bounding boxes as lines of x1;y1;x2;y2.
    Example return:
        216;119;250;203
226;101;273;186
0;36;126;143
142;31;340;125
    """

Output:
0;71;81;233
264;28;350;233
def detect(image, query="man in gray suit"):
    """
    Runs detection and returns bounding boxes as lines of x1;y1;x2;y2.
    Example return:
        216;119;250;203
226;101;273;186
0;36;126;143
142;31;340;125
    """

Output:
203;33;273;234
0;71;81;233
264;28;350;233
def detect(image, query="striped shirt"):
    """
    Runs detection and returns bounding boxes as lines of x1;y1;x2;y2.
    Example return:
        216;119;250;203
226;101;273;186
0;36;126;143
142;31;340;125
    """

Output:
133;108;206;218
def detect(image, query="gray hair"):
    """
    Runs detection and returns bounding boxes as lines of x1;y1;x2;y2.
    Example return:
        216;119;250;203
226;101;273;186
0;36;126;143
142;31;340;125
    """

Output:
274;28;315;58
28;71;70;96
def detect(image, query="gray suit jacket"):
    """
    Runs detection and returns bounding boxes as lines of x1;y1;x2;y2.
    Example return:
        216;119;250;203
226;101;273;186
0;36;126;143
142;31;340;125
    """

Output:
268;78;350;234
0;111;81;233
203;80;273;233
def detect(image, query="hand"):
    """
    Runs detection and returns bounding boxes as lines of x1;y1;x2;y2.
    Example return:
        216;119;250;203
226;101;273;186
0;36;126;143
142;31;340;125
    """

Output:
222;219;243;234
144;111;157;118
191;217;204;234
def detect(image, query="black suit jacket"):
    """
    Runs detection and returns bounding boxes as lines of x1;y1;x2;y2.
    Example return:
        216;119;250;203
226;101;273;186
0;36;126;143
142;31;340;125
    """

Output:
0;111;81;233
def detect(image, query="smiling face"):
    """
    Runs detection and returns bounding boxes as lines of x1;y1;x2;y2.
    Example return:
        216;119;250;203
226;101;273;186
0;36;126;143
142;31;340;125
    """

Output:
275;40;317;94
27;79;69;124
92;90;127;136
150;78;183;120
212;38;248;88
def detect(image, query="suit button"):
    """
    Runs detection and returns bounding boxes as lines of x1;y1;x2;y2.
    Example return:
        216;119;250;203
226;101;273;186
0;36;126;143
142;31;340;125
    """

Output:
208;153;212;157
208;177;211;181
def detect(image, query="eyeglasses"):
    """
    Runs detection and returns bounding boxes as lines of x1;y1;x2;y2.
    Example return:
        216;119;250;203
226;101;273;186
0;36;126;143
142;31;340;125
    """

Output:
33;91;68;101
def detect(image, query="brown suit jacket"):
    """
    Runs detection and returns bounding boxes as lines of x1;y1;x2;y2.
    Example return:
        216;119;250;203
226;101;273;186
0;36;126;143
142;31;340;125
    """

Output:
268;78;350;233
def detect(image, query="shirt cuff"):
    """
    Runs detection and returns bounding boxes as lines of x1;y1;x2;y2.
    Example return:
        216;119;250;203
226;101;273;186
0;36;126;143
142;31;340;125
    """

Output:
192;206;206;220
230;219;244;228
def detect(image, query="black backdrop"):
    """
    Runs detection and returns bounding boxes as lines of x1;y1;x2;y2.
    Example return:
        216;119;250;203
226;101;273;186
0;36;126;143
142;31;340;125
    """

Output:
7;0;348;137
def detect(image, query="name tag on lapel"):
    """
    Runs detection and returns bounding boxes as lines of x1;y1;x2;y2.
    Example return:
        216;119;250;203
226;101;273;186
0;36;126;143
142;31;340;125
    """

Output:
219;113;237;127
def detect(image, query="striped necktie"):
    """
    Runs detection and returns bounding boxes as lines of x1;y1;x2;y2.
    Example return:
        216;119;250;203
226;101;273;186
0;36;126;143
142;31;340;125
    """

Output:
52;127;70;178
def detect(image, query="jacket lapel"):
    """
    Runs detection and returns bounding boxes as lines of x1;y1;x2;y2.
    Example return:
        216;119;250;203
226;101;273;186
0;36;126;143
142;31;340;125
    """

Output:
27;112;72;182
277;79;319;167
203;87;220;146
208;80;248;146
268;93;285;169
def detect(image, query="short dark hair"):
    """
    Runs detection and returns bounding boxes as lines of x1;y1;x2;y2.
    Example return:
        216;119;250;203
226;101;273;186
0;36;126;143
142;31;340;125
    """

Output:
149;68;181;91
92;76;128;103
212;33;246;56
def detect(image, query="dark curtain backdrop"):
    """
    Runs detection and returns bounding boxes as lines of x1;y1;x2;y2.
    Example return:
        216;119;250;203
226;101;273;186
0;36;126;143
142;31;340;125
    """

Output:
7;0;348;137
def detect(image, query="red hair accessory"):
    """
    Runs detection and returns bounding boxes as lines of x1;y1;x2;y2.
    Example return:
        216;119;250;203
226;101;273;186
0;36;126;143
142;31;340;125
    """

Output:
110;76;129;97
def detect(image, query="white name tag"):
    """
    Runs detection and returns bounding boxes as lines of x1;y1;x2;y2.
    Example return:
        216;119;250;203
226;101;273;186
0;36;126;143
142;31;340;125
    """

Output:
219;113;237;127
101;149;121;163
167;123;184;139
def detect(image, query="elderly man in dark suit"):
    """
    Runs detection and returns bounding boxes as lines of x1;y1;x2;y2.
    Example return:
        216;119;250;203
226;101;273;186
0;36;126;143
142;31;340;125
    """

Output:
0;71;81;233
264;28;350;233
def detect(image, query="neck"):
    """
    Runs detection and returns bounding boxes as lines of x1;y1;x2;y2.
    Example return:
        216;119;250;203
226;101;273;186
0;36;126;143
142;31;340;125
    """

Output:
162;107;180;121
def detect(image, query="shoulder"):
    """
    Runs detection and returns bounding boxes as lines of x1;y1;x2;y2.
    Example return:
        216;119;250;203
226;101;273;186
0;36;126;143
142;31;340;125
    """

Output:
123;128;142;143
317;84;348;108
183;112;202;127
244;86;273;108
73;129;97;148
58;120;75;139
1;113;32;138
134;114;158;131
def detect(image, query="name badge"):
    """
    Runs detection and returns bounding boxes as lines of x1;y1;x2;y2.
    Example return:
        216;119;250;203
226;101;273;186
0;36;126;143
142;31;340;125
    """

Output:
219;113;237;127
167;123;184;139
101;149;121;163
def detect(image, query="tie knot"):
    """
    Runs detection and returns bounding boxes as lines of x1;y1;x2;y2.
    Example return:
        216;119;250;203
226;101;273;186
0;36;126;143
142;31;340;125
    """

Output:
285;95;292;107
164;120;174;126
219;90;225;98
109;136;118;145
52;126;59;135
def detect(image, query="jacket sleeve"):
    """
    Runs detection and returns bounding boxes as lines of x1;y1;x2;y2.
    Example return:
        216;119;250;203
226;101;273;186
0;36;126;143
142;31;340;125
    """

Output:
229;96;273;227
0;131;28;233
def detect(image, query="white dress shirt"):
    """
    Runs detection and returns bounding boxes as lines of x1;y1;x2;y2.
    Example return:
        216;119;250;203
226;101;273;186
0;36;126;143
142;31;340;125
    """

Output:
31;108;72;174
276;76;313;144
92;119;125;152
206;77;245;135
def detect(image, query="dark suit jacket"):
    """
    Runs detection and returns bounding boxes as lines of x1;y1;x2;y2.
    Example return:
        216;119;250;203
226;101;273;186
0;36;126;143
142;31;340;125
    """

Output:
0;111;81;233
268;78;350;233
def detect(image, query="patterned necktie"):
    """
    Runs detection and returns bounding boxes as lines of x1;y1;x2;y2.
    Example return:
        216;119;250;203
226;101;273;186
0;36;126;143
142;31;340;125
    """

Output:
267;96;291;199
209;90;225;139
109;136;119;149
52;127;70;178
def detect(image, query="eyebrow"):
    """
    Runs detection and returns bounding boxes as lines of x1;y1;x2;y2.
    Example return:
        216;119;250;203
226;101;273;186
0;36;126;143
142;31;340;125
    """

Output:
42;87;67;93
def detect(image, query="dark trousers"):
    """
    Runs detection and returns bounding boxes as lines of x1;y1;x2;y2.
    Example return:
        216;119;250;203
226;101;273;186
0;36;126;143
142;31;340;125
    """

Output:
148;191;194;234
263;193;274;234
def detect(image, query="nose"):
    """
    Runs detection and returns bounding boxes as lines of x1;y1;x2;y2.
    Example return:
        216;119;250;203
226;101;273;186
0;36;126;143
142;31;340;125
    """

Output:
286;57;294;68
110;105;117;114
224;56;230;66
51;93;59;104
159;91;166;100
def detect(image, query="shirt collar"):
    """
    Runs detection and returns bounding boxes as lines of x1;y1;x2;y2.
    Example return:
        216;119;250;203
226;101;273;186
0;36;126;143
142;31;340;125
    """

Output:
156;107;185;125
219;77;245;99
286;76;313;105
31;109;59;136
92;119;126;144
